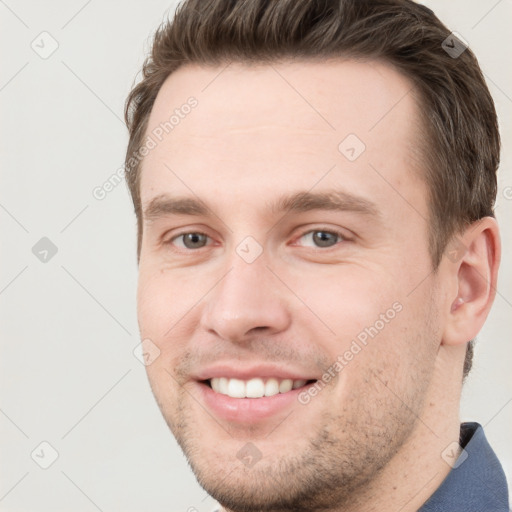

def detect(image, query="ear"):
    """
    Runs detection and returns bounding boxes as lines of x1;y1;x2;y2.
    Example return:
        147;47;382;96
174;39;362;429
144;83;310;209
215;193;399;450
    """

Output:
442;217;501;347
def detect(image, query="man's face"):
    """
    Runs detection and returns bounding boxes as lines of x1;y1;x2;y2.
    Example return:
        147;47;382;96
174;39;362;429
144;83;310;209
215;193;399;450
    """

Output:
137;60;444;510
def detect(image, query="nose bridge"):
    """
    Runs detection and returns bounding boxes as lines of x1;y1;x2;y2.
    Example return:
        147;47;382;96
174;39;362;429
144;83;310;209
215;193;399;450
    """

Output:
200;245;290;341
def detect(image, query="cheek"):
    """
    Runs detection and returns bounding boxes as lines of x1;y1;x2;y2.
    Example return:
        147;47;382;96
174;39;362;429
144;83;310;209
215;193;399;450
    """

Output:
137;270;191;409
289;266;402;342
137;267;200;338
287;265;434;388
137;270;166;339
136;270;192;382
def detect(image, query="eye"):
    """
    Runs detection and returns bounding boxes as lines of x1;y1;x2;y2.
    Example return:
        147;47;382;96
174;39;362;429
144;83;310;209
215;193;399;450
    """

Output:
168;232;211;250
296;229;345;249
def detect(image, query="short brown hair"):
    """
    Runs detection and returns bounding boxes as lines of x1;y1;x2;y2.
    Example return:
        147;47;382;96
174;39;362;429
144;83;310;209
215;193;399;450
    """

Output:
124;0;500;378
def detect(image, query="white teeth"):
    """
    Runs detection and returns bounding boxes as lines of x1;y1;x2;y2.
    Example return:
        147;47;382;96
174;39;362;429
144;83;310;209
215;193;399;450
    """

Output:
279;379;293;393
227;378;246;398
218;377;228;394
246;378;265;398
209;377;309;398
264;378;280;397
211;378;220;393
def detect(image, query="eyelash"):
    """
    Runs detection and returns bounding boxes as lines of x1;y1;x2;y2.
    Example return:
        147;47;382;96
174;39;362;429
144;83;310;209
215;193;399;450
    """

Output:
164;227;348;252
294;228;347;249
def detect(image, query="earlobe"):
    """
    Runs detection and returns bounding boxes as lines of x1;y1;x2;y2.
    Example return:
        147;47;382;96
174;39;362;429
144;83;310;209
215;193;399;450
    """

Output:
442;217;501;347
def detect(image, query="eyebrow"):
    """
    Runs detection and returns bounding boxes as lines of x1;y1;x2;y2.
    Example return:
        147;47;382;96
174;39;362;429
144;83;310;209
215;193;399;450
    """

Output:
269;190;379;217
143;190;380;222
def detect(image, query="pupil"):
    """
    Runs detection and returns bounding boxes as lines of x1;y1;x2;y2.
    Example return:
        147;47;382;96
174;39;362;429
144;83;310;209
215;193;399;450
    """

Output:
314;231;335;247
184;233;205;248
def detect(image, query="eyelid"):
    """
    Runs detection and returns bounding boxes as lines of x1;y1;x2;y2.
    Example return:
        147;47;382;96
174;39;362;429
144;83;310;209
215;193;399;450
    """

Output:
165;230;213;247
161;223;212;240
291;226;350;249
162;225;352;251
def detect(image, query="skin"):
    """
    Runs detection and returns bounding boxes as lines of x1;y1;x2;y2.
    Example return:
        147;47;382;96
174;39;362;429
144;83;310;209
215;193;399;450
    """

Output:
136;59;500;511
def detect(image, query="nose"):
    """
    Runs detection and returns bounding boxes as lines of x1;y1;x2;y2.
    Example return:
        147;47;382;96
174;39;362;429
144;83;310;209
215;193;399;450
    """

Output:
199;252;292;343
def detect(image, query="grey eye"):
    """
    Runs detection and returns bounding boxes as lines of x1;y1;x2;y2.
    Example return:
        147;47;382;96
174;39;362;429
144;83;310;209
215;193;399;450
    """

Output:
312;231;339;247
176;233;209;249
300;230;341;248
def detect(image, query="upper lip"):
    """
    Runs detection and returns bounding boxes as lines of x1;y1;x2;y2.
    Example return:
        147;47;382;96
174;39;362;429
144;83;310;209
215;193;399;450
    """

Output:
193;363;319;382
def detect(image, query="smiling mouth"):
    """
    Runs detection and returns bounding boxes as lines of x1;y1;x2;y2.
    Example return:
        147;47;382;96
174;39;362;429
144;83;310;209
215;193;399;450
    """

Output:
203;377;317;398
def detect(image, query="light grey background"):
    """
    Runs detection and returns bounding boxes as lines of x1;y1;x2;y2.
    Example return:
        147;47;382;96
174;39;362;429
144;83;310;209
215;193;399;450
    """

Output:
1;1;510;511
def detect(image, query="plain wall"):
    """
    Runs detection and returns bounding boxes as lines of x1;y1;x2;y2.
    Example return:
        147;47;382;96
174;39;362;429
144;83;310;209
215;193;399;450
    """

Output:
1;1;510;510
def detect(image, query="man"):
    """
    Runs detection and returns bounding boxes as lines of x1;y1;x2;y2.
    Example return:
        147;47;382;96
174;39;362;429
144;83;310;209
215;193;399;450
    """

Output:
124;0;509;510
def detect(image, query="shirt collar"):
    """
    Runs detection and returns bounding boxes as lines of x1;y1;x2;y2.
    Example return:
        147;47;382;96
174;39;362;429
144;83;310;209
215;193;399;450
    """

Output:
419;422;509;511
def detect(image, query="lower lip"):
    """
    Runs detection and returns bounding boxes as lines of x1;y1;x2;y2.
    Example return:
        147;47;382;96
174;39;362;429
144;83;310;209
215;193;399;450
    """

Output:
196;381;313;423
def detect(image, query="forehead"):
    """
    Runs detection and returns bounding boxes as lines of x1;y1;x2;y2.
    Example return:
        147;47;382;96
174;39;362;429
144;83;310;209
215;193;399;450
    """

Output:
139;59;424;217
